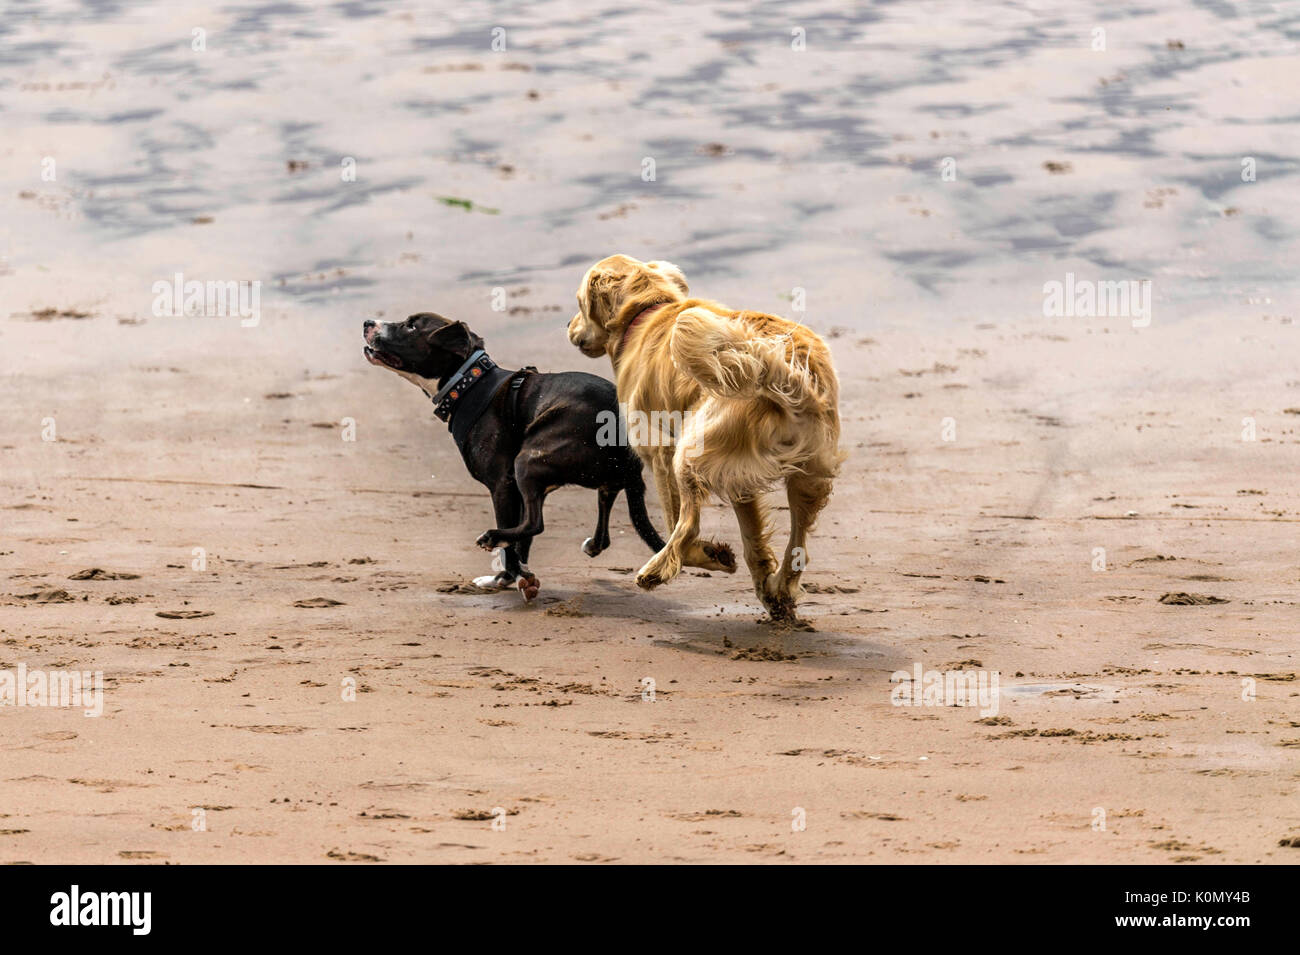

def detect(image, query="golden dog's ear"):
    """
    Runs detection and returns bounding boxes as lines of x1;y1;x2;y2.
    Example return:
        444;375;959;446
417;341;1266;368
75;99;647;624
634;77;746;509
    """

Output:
583;265;620;327
646;260;688;295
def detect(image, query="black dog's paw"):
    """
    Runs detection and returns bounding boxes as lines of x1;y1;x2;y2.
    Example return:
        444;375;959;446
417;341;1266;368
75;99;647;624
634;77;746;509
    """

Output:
475;530;499;551
581;536;604;558
472;572;515;590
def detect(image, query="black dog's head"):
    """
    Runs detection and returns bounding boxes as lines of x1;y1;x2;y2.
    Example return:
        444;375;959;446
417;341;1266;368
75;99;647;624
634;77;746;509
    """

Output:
363;313;485;390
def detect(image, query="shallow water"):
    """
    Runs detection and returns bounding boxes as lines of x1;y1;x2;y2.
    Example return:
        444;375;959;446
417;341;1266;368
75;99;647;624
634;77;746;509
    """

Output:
2;0;1297;345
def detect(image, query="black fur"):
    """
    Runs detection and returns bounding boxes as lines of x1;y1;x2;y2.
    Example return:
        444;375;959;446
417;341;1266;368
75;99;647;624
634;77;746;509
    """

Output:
363;313;665;599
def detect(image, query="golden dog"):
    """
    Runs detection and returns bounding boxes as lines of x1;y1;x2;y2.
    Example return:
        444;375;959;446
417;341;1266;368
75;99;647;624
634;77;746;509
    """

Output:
568;254;843;620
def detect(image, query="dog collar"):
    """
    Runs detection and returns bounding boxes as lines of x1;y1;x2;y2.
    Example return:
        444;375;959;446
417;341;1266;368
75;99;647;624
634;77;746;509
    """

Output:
615;304;667;358
430;349;494;421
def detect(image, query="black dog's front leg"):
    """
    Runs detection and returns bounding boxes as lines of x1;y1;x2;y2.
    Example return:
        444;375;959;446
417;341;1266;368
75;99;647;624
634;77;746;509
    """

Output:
476;469;546;602
476;470;547;549
473;482;524;588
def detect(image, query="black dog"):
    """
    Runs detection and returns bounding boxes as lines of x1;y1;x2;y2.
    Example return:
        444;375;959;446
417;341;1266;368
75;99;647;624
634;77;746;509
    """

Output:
363;313;665;600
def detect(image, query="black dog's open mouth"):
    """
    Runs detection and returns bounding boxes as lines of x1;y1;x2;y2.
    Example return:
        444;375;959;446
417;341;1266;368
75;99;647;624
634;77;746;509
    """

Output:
364;345;403;370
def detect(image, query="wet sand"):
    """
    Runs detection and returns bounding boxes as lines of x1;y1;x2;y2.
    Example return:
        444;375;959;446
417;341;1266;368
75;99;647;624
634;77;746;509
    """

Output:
4;308;1299;863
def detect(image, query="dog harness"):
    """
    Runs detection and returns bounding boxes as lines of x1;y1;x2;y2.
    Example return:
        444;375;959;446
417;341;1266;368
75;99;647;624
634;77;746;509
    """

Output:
430;349;532;450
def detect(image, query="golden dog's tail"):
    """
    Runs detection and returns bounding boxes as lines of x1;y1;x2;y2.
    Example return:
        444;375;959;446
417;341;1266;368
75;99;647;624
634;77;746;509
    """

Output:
669;307;831;415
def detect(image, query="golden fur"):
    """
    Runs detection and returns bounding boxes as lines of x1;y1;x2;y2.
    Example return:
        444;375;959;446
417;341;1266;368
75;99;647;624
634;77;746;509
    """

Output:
568;254;844;620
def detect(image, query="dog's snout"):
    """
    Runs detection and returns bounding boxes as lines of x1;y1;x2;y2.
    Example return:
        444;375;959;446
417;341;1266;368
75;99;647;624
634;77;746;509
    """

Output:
567;314;587;348
363;319;378;344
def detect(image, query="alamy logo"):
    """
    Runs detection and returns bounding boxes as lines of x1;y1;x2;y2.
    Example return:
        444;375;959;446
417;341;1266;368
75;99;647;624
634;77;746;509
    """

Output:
595;403;695;448
1042;272;1151;327
0;664;102;717
890;663;1000;717
151;272;261;327
50;885;151;935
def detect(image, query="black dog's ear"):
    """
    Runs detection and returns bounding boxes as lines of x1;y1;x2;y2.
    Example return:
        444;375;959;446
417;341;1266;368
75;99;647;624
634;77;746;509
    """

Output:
426;320;484;358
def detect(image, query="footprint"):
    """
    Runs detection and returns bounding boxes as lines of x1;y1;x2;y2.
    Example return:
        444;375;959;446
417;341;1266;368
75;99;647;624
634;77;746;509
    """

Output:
229;725;307;734
1158;592;1228;605
802;582;861;594
669;809;742;822
69;568;140;580
453;808;519;821
68;778;149;792
436;581;498;595
17;588;74;603
326;849;384;862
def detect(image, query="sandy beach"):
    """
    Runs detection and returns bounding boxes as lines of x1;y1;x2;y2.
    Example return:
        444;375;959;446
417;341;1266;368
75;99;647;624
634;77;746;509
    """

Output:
2;0;1298;864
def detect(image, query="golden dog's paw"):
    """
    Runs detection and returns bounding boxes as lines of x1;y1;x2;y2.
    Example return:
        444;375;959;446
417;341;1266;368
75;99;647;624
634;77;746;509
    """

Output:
636;554;679;589
762;593;799;622
700;540;737;573
635;570;663;590
759;572;800;621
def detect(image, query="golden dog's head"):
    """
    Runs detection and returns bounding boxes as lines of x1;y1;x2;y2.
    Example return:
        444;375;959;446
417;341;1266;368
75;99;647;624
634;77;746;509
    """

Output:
567;254;689;358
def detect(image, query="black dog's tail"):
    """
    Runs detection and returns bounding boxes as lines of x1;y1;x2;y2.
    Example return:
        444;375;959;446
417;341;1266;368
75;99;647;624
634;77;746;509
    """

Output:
625;461;666;553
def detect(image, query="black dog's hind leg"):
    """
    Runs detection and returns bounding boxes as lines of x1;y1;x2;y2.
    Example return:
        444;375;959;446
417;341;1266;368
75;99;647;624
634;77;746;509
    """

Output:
582;486;619;557
624;456;667;552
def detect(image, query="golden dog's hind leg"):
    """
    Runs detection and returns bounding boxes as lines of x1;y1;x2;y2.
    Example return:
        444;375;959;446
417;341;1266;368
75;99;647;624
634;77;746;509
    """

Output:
733;497;777;604
682;538;736;573
765;474;833;619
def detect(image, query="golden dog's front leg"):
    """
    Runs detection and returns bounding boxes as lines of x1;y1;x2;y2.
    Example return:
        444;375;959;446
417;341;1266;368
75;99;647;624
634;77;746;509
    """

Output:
638;437;735;578
637;423;733;587
636;480;702;590
644;447;679;526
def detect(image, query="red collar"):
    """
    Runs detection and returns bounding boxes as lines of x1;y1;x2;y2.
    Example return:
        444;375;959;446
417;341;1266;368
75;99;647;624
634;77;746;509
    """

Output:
615;303;667;358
